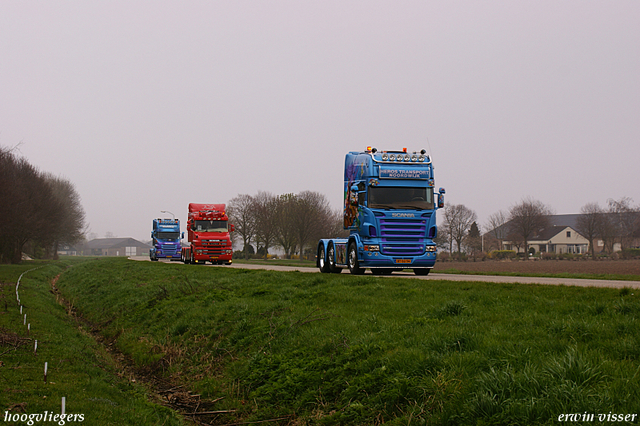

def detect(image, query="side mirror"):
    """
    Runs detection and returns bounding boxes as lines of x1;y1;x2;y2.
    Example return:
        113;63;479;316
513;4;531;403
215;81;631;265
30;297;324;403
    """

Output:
229;224;235;232
181;232;185;239
438;188;446;209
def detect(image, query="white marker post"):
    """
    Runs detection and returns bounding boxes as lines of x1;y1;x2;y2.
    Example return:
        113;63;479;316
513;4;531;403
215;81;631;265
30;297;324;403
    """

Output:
34;340;38;355
61;397;66;415
44;362;48;383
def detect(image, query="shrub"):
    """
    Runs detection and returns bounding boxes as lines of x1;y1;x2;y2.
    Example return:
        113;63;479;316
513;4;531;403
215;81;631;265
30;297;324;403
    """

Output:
489;250;516;260
620;248;640;260
438;251;451;262
451;252;468;262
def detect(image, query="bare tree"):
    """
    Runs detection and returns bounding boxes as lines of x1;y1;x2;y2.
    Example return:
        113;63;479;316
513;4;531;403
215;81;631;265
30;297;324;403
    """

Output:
485;210;508;250
253;191;279;260
607;197;640;251
42;174;86;259
228;194;257;259
508;198;552;257
274;193;298;259
0;147;83;263
597;212;617;254
435;220;453;253
467;221;482;258
576;202;604;258
292;191;333;261
442;204;477;255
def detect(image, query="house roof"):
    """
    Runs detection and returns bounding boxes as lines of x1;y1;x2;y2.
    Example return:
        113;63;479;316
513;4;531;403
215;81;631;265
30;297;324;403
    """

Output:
84;238;151;249
486;214;583;239
531;225;574;241
546;214;581;229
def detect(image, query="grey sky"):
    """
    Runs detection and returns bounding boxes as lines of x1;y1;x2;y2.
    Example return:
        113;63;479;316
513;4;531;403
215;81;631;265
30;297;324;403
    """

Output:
2;1;639;242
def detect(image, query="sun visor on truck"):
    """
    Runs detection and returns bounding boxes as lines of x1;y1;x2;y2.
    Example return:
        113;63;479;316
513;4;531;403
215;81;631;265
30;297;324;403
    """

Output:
379;166;430;180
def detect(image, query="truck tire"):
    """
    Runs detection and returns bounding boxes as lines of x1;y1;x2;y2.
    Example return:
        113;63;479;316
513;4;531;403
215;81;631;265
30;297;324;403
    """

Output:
348;242;365;275
318;244;330;273
414;268;430;276
328;243;342;273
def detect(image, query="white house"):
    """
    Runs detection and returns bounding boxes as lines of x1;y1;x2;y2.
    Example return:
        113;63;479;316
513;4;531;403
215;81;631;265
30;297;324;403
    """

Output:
503;225;589;255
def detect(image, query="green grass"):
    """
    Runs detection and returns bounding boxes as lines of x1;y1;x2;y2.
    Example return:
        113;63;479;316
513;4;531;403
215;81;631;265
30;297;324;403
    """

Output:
234;257;640;281
233;258;317;268
0;259;185;425
39;257;640;425
435;267;640;282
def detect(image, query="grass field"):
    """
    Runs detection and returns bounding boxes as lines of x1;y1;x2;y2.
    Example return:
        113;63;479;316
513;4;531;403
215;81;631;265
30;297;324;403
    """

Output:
234;257;640;282
2;257;640;425
0;259;184;425
433;259;640;281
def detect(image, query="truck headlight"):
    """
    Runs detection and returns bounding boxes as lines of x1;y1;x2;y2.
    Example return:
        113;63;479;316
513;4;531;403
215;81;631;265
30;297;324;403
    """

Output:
425;246;436;253
364;245;380;252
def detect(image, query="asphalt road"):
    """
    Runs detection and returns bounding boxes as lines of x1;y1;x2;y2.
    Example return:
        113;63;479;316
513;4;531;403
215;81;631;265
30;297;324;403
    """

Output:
129;256;640;289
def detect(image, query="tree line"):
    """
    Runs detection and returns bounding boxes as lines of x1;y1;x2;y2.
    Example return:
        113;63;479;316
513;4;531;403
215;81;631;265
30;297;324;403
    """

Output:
227;191;346;261
439;197;640;258
0;145;86;264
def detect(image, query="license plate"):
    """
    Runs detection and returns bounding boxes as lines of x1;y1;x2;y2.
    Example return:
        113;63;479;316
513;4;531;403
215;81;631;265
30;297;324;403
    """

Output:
395;259;411;264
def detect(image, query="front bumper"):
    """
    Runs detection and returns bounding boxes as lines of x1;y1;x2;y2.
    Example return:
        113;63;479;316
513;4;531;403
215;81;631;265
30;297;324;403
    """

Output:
358;250;437;269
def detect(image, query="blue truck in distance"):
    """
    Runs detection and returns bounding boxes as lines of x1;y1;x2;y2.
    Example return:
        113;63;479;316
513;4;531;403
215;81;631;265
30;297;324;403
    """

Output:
317;147;445;275
150;218;183;261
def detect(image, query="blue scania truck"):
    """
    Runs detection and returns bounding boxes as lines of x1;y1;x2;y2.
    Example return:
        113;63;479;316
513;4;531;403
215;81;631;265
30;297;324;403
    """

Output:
150;218;183;261
317;147;445;275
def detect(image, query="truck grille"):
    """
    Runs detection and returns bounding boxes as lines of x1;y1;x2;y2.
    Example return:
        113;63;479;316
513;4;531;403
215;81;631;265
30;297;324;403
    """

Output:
203;248;225;255
162;245;178;255
379;217;427;256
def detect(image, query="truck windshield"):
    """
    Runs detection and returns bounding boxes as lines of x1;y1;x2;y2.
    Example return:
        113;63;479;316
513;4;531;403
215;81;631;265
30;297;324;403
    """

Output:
157;232;179;241
193;220;228;232
368;186;434;210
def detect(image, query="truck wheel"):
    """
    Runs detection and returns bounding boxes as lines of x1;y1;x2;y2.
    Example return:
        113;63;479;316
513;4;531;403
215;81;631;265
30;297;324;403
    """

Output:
348;242;364;275
318;244;330;273
414;268;430;276
328;243;342;273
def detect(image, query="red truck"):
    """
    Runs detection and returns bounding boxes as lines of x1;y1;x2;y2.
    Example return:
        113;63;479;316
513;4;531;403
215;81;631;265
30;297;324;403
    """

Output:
181;203;234;265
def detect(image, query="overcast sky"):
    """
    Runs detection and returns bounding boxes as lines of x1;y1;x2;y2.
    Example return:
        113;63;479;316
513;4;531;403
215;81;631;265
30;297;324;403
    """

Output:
2;1;639;242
